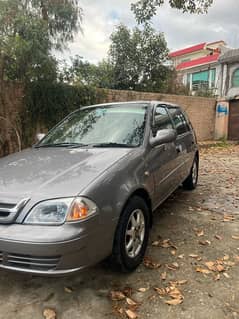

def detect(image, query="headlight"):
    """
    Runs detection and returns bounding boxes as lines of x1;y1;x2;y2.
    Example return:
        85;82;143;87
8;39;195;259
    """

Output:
24;197;98;225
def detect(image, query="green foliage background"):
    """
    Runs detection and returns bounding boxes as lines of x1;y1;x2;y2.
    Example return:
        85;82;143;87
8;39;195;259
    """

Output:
21;82;105;147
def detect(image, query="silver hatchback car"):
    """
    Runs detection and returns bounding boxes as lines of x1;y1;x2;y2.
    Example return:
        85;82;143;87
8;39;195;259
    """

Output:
0;101;198;275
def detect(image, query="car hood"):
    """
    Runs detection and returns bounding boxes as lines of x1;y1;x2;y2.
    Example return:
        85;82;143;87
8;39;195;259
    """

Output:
0;147;132;202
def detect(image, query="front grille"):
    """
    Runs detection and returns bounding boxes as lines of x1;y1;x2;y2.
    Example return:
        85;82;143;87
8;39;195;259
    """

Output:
0;211;10;218
0;203;16;210
0;198;30;224
0;251;60;271
0;203;15;219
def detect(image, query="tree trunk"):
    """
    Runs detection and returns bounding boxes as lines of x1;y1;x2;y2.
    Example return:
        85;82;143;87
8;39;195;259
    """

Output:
40;1;48;21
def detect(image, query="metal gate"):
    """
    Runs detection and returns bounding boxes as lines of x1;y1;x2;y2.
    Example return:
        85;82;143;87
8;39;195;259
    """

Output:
228;100;239;140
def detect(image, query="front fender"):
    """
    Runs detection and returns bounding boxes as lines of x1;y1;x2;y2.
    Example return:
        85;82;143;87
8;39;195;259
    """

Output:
80;148;154;253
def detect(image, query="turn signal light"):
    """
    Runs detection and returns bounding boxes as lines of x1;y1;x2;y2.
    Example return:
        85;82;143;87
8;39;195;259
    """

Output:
67;197;97;222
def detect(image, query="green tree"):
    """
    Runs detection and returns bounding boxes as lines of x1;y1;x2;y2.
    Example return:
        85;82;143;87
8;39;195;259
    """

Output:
22;0;82;49
131;0;213;23
0;0;82;82
109;24;172;92
59;56;114;88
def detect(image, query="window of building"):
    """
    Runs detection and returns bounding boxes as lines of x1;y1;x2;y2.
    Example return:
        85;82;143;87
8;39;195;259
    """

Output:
192;70;209;91
191;69;216;91
232;69;239;87
210;69;216;88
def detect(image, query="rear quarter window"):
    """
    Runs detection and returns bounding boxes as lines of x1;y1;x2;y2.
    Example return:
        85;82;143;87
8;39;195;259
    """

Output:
168;107;190;135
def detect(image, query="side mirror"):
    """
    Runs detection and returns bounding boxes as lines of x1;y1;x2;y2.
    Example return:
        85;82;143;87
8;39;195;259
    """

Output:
150;129;177;147
36;133;46;142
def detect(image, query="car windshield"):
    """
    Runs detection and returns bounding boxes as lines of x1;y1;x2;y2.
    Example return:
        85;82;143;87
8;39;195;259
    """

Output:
37;103;148;148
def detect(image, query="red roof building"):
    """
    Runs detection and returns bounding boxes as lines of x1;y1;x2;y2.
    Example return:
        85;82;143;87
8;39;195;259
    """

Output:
169;41;226;95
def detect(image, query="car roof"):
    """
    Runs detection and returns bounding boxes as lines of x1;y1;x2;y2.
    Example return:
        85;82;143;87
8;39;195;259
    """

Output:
80;101;181;110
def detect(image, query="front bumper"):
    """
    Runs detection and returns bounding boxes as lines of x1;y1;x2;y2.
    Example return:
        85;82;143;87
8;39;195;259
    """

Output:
0;237;91;276
0;219;114;276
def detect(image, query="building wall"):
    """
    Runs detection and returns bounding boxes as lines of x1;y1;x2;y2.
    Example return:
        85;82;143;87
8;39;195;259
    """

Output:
214;100;229;139
172;50;208;68
172;50;209;68
101;89;216;141
227;63;239;99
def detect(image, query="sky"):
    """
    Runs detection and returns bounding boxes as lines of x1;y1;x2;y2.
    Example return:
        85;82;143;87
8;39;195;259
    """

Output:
60;0;239;64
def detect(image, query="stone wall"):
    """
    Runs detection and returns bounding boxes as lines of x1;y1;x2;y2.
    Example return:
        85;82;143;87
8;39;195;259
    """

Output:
101;89;216;141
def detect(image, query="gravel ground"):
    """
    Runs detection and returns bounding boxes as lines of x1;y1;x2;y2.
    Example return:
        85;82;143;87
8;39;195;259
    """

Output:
0;145;239;319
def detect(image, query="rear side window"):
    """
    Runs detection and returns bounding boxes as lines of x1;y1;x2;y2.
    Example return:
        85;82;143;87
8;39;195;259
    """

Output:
154;105;173;131
168;107;190;135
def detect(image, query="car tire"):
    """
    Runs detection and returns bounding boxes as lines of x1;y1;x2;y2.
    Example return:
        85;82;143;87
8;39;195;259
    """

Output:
183;155;199;190
110;196;150;272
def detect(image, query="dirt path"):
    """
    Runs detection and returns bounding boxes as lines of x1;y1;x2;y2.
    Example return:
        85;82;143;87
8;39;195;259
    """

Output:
0;145;239;319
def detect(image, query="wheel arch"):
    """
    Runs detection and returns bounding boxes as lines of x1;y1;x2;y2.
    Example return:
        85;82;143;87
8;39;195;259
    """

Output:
120;188;153;228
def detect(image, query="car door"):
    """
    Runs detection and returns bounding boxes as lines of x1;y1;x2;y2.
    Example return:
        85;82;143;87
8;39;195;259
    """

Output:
167;106;194;181
145;104;179;208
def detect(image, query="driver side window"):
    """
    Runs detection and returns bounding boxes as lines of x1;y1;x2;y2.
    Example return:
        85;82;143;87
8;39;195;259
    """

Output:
153;105;173;135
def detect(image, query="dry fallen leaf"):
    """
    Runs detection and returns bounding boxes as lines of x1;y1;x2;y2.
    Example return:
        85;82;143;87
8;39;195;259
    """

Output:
110;290;126;301
178;254;184;259
205;261;216;271
126;298;137;306
166;262;179;271
189;254;202;261
112;305;124;316
224;261;235;267
137;287;149;293
64;287;73;293
223;255;230;261
152;240;160;247
143;256;161;269
223;272;230;278
195;229;204;237
223;214;235;222
43;308;56;319
152;239;177;249
215;235;223;240
154;287;169;296
204;259;227;273
199;240;211;246
216;264;225;272
232;235;239;240
125;309;138;319
196;267;211;274
234;256;239;262
168;287;182;299
123;287;133;297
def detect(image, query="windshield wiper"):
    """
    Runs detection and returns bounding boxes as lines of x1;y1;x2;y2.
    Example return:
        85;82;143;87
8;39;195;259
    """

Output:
34;142;87;148
90;142;135;148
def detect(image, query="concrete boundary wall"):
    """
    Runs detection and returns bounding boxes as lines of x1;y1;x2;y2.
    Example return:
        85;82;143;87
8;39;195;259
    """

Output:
100;89;217;141
0;83;217;159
